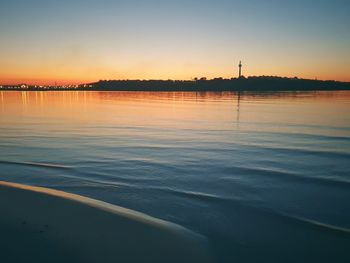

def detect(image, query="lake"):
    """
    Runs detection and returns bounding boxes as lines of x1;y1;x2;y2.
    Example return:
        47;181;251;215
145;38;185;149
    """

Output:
0;91;349;262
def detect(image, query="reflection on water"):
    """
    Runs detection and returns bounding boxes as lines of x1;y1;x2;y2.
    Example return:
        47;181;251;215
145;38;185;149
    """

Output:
0;91;350;263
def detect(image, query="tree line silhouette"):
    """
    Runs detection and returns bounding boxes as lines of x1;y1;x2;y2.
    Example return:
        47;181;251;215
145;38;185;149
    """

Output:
90;76;350;91
1;76;349;91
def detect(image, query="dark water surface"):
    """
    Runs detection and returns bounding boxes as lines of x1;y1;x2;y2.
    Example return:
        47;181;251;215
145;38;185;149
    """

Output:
1;91;349;262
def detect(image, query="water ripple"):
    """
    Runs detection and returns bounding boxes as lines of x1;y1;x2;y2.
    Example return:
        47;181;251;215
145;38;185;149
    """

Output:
220;165;350;187
274;211;350;236
0;160;72;170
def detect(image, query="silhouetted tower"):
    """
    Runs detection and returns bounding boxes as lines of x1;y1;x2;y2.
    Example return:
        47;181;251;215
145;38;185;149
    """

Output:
238;61;242;78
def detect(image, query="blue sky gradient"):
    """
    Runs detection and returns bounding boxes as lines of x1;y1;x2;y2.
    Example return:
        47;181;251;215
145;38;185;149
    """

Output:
0;0;349;84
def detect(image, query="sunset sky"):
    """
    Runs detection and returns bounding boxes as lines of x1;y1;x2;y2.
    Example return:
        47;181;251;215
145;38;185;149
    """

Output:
0;0;349;85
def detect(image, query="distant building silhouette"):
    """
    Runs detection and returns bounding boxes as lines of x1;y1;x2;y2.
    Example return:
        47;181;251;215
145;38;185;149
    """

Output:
238;61;242;78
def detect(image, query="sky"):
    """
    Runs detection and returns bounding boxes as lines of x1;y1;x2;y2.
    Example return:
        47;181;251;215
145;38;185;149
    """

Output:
0;0;349;85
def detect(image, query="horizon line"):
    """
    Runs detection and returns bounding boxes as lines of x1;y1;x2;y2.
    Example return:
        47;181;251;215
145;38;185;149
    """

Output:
1;75;349;86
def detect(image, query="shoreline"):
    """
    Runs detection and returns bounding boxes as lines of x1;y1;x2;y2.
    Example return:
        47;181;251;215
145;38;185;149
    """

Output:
1;88;349;92
1;77;350;92
0;181;212;263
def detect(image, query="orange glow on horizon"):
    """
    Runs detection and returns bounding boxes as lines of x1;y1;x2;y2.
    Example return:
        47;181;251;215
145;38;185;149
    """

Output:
1;54;349;85
1;71;349;86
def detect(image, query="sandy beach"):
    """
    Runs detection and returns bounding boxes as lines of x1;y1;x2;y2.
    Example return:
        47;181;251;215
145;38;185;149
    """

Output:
0;181;212;263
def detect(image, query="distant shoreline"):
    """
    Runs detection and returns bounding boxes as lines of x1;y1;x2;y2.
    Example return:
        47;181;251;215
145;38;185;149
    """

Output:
1;77;350;91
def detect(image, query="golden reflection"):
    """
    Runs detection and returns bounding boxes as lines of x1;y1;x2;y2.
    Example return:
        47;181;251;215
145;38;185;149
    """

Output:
0;91;349;135
40;91;44;106
1;90;348;106
236;91;241;124
21;91;28;107
0;91;3;113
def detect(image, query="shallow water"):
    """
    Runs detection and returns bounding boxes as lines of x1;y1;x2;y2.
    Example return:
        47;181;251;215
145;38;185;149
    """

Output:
0;91;349;262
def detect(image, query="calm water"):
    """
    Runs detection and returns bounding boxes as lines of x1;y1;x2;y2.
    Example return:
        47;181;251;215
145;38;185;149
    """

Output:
1;91;350;262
